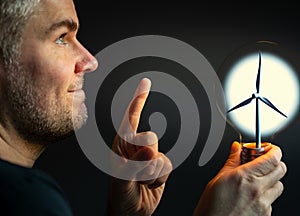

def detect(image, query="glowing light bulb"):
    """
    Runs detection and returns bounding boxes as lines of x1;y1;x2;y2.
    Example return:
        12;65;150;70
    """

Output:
225;53;298;139
217;41;300;163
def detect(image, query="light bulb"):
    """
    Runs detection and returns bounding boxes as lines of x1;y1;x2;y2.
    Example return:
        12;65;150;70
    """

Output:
216;41;300;163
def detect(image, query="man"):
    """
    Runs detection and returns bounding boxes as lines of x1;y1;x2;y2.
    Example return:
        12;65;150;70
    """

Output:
0;0;286;215
0;0;171;215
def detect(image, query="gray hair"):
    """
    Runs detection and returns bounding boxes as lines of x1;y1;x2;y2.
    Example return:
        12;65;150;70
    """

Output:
0;0;41;67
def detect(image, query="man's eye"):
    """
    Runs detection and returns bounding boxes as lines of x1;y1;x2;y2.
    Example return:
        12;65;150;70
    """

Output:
56;33;68;45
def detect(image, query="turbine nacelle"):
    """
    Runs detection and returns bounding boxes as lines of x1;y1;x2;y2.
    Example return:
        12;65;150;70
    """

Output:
227;92;287;118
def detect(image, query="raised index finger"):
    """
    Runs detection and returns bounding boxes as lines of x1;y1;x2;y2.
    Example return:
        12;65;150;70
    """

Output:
117;78;151;137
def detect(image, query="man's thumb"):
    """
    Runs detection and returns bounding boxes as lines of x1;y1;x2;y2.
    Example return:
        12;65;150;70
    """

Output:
223;141;242;170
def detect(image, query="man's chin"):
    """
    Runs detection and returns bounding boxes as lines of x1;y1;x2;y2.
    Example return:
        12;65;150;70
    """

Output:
72;108;88;131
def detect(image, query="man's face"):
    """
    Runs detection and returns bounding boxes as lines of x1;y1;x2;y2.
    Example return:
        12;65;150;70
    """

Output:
5;0;98;144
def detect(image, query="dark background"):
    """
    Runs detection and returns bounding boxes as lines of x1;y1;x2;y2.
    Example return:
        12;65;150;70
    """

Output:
35;1;300;215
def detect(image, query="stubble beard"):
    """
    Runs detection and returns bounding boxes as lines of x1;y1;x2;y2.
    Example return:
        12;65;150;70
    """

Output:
4;61;87;146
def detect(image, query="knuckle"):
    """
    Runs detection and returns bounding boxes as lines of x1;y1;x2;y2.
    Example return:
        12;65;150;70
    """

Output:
258;201;271;216
267;155;280;171
135;131;158;146
236;170;263;199
147;131;159;140
161;154;173;174
231;169;246;189
276;181;284;195
235;170;260;199
280;161;287;175
273;144;282;155
244;170;258;184
254;197;271;215
232;169;243;184
271;145;282;163
146;133;158;146
250;185;261;200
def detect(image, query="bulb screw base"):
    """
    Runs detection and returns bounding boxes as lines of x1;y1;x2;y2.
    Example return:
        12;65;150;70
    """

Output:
241;142;270;164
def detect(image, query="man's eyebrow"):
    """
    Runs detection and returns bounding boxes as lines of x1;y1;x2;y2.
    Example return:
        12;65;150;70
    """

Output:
45;18;79;34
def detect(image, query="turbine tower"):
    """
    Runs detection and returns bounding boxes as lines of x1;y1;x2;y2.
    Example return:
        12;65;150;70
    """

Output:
227;51;287;148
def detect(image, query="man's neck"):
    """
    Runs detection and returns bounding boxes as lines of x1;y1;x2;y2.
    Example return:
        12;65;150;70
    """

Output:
0;124;45;168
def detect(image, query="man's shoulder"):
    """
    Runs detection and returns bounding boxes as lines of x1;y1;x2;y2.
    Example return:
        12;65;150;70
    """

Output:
0;159;73;215
0;158;57;188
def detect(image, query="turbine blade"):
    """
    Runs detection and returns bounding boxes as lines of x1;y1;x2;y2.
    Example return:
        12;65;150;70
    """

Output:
256;51;262;93
227;97;253;113
259;96;288;118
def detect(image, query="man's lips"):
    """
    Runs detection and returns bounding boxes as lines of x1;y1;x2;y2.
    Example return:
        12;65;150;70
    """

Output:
67;84;83;92
68;89;83;92
68;76;84;92
69;89;86;101
68;77;85;100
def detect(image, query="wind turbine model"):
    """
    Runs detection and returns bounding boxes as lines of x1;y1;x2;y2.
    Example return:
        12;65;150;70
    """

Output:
227;51;287;148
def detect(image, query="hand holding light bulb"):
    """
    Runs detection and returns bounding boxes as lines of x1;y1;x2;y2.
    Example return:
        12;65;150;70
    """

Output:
193;41;296;215
193;141;287;216
219;41;300;163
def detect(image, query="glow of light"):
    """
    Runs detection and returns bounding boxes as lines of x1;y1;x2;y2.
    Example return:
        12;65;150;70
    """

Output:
224;53;299;137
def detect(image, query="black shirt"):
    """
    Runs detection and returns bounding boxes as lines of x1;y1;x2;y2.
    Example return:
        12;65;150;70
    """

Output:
0;159;73;215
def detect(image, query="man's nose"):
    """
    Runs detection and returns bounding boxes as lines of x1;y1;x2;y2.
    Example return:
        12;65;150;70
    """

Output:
82;57;98;73
75;43;99;74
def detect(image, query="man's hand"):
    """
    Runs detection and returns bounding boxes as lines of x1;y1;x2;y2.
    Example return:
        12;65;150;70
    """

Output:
193;141;287;216
108;78;172;216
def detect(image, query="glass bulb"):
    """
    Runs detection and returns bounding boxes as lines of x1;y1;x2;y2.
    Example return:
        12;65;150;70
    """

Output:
216;41;300;163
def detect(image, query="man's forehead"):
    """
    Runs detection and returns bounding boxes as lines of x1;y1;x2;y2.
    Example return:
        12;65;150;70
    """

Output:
31;0;79;28
34;0;78;20
22;0;79;40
